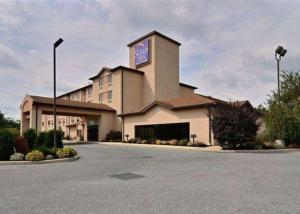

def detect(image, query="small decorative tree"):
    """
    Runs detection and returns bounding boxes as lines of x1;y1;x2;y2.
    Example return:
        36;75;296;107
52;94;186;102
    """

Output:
212;103;259;149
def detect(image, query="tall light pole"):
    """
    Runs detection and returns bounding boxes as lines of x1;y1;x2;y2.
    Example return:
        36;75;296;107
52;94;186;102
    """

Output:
53;38;63;149
275;45;287;102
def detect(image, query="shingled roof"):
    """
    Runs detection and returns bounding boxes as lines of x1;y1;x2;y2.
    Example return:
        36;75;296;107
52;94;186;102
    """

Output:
26;95;115;112
119;94;228;117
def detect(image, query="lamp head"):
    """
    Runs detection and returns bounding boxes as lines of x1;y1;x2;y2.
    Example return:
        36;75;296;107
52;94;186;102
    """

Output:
54;38;64;48
275;45;287;57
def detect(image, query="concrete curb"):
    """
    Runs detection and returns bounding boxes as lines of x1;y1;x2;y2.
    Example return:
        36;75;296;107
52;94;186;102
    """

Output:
99;142;300;153
99;142;221;152
0;156;80;166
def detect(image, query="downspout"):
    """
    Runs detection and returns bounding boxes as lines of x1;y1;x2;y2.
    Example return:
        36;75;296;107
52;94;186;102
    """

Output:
121;69;124;141
208;106;212;146
35;104;39;134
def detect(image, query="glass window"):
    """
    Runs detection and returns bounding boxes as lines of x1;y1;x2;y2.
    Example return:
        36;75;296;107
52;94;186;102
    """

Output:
107;74;112;84
87;87;92;96
99;77;104;86
108;90;112;100
99;93;103;102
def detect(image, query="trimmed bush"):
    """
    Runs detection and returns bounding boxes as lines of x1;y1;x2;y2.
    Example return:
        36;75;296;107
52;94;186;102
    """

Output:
35;132;46;147
105;130;122;142
10;153;25;161
155;139;162;145
14;136;29;155
23;129;37;149
44;130;64;148
37;146;57;157
161;141;169;145
169;139;178;146
178;139;188;146
26;150;44;161
147;138;157;144
0;129;15;160
64;135;71;140
56;147;77;159
187;142;194;147
141;140;147;144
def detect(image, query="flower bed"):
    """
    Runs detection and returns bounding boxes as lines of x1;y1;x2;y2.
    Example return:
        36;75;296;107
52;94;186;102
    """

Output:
0;129;78;163
124;138;209;147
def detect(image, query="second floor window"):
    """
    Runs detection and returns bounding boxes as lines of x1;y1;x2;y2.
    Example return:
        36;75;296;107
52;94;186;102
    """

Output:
108;90;112;100
99;77;104;86
107;74;112;84
87;87;92;97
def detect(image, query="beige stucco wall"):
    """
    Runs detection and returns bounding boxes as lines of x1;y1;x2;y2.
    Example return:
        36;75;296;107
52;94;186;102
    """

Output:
179;85;195;97
123;71;143;113
129;34;180;106
123;105;211;144
154;35;180;100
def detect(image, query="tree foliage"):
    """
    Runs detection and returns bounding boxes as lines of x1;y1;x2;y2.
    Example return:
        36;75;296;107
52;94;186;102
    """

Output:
0;111;20;129
264;71;300;145
212;104;259;149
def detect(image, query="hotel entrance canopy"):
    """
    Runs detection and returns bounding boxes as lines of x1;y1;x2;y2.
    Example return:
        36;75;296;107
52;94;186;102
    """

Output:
20;95;116;140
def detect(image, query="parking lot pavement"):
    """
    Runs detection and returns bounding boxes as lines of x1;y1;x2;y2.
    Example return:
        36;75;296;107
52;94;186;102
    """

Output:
0;144;299;214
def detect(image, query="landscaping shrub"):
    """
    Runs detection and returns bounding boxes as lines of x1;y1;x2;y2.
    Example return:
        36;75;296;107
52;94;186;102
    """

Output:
5;128;20;139
178;139;188;146
161;140;169;145
169;139;178;146
14;136;29;155
44;130;64;148
25;150;44;161
212;104;259;149
10;153;25;161
141;140;147;144
187;142;194;147
105;130;122;142
23;129;37;149
37;146;57;157
64;135;71;140
147;138;157;144
56;147;77;159
0;129;15;160
194;141;208;147
136;138;141;144
155;139;162;145
128;138;140;143
35;132;46;147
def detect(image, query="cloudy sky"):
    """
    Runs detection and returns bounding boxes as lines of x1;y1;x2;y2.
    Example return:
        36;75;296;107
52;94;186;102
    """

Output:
1;0;300;119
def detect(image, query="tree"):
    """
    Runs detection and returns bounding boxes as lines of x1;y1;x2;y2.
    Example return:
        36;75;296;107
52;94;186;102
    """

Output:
0;111;20;129
212;103;259;149
264;71;300;145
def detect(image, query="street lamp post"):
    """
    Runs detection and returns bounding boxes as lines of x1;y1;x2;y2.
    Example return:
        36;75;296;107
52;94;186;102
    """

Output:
275;45;287;102
53;38;64;149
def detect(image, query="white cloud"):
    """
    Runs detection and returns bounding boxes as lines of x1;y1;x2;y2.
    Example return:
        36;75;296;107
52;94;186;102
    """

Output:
1;0;300;118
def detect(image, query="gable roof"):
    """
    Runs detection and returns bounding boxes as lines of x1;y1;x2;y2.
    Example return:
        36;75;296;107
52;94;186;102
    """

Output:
89;66;144;80
57;84;92;98
179;82;197;90
127;31;181;47
26;95;115;112
119;94;227;117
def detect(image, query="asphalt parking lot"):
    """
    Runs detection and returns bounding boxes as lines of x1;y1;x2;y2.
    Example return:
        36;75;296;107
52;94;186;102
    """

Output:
0;144;299;214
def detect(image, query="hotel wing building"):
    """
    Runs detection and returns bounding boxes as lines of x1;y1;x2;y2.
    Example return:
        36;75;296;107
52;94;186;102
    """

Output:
20;31;252;145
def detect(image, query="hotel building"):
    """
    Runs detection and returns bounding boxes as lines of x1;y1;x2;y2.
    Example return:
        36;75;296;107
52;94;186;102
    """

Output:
20;31;252;145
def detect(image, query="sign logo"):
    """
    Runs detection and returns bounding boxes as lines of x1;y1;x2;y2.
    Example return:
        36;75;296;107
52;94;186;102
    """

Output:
135;39;150;66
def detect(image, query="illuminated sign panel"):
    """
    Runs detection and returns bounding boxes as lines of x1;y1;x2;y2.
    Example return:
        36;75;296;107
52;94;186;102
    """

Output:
135;39;150;66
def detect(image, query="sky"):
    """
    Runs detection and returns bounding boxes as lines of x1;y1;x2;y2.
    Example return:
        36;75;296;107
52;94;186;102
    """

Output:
1;0;300;119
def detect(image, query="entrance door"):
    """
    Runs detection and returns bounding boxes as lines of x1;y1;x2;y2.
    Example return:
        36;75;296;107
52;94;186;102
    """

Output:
88;125;98;141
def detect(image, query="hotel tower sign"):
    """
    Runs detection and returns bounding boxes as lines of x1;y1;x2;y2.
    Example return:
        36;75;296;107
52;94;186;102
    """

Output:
135;38;150;66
